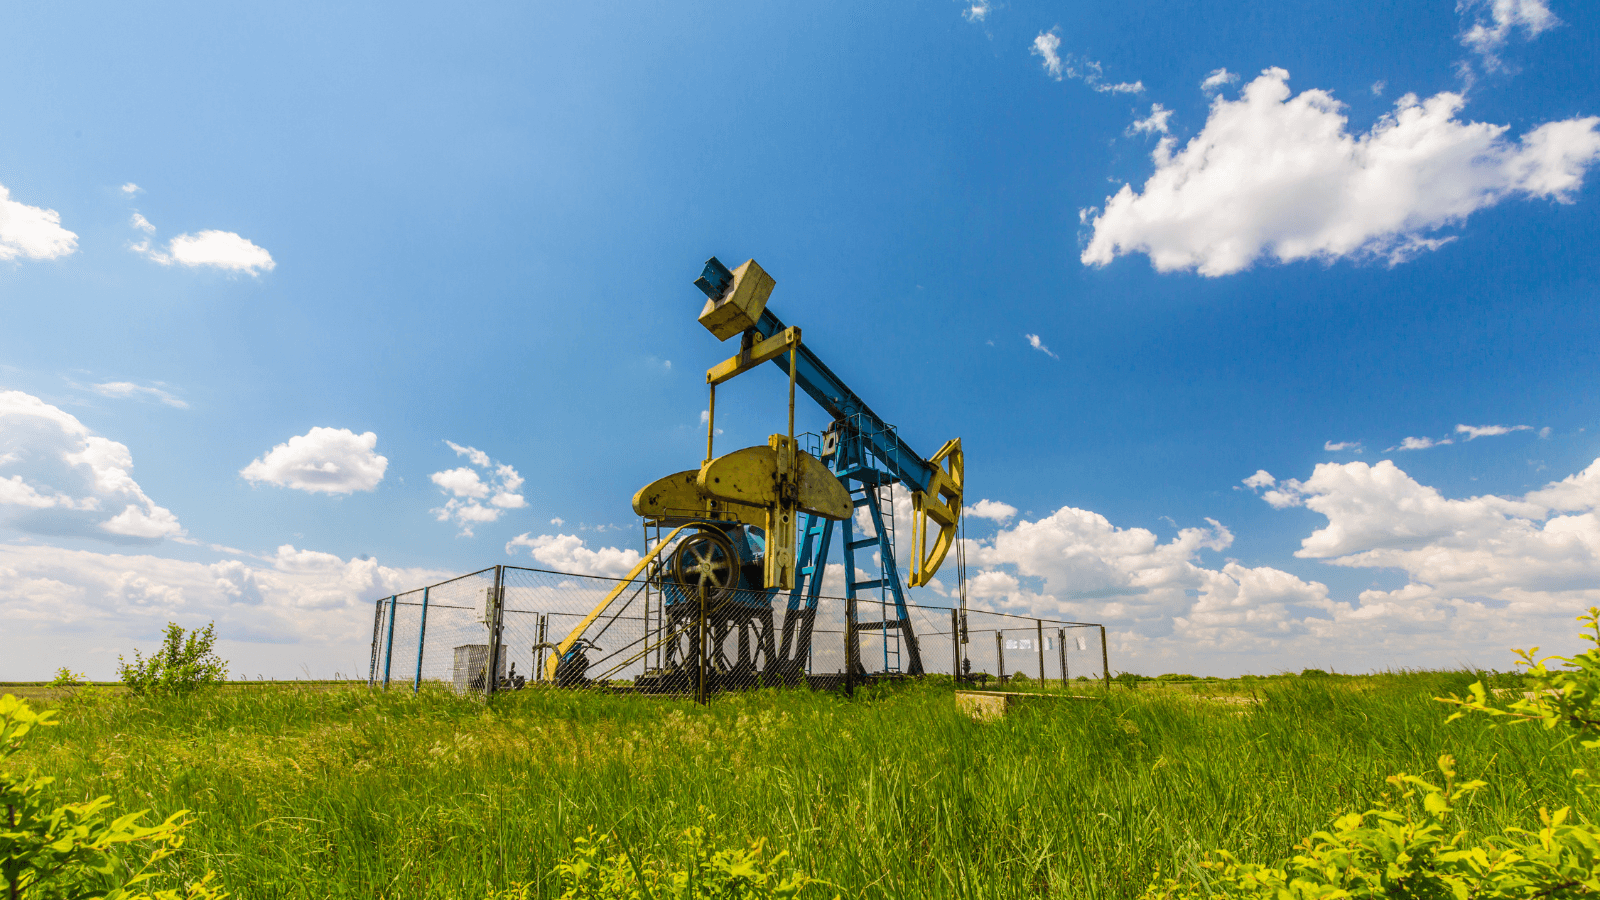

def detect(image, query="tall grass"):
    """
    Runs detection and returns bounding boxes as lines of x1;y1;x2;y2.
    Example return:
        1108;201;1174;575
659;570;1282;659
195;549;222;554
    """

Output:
13;672;1585;899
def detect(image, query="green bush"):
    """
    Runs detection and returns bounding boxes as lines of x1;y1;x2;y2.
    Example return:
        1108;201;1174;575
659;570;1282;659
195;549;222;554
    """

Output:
0;694;225;899
553;817;828;899
1144;609;1600;899
117;624;228;697
49;669;85;688
1299;668;1331;678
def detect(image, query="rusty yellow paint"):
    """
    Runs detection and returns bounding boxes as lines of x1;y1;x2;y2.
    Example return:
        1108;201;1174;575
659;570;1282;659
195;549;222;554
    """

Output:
631;469;765;530
697;259;776;341
543;522;696;682
705;326;800;386
689;434;850;590
910;437;963;587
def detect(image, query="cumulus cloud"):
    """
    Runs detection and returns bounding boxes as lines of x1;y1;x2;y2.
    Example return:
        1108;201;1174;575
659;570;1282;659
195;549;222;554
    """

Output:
0;183;78;261
1460;0;1559;69
240;427;387;494
965;499;1018;523
90;381;187;409
1129;103;1173;135
430;441;527;536
0;541;452;679
1025;333;1059;359
1457;423;1532;440
121;183;142;196
1081;68;1600;276
1031;32;1142;93
134;225;275;275
505;532;642;578
1234;457;1600;659
0;390;183;541
1240;470;1306;509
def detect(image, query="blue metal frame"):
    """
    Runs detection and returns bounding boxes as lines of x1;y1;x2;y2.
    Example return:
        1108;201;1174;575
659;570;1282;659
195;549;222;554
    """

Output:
381;594;397;688
413;587;430;694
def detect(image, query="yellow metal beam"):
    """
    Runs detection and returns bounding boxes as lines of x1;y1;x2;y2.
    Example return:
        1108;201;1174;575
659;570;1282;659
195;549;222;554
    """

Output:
705;326;800;386
542;523;695;682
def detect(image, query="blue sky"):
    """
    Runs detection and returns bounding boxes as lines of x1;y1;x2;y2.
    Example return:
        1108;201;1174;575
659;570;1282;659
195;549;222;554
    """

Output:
4;0;1599;679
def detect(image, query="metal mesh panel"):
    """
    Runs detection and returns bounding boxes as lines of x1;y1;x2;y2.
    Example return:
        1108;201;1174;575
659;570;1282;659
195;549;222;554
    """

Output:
369;564;1106;699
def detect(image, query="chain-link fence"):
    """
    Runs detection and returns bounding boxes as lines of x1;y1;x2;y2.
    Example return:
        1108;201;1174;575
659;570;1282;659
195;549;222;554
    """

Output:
368;564;1107;700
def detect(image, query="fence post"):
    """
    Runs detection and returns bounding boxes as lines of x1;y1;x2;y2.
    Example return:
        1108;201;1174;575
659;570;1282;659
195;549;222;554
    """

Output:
1100;624;1110;691
381;595;398;688
486;566;505;699
950;609;960;683
845;596;857;697
413;587;430;694
534;615;548;683
696;583;709;705
996;630;1005;683
368;598;384;686
1036;619;1046;685
1058;628;1068;687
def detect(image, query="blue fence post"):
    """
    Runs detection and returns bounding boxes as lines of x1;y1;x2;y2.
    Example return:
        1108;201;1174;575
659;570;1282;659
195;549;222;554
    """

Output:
413;587;430;694
382;594;398;688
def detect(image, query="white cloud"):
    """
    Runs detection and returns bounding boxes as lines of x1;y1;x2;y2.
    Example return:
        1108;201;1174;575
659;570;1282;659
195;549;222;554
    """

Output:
1200;68;1238;92
1324;440;1362;452
0;183;78;261
965;499;1018;523
550;517;564;526
0;390;183;541
1460;0;1559;68
1390;435;1452;451
1031;32;1141;93
1371;80;1387;97
0;541;452;679
240;427;387;494
1456;423;1532;440
1241;470;1275;490
135;229;275;274
1129;103;1173;135
131;212;155;234
699;410;725;436
504;532;641;578
90;381;188;409
120;183;142;196
1081;68;1600;276
430;442;527;536
1032;32;1063;79
964;0;989;22
1240;470;1306;509
1025;333;1059;359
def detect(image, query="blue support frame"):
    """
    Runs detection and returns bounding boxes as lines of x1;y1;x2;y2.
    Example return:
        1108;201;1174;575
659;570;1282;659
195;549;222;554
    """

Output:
413;587;430;694
381;594;397;688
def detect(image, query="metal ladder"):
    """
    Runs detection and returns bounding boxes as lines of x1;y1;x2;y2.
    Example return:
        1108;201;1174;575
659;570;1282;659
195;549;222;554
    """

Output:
845;480;901;673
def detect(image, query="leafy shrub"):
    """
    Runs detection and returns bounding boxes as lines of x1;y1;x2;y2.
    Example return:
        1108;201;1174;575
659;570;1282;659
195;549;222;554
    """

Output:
1156;673;1198;681
0;694;226;899
553;817;828;899
117;623;228;696
1143;609;1600;899
49;668;85;688
1299;668;1330;678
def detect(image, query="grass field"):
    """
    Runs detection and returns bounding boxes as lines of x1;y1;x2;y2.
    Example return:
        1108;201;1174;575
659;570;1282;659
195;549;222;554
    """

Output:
8;672;1587;899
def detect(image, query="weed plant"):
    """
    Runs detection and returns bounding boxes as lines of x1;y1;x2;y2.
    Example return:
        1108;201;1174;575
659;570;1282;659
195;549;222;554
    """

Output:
11;670;1586;899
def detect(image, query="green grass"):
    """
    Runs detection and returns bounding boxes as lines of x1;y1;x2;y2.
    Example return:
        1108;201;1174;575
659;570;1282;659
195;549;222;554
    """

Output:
10;672;1587;899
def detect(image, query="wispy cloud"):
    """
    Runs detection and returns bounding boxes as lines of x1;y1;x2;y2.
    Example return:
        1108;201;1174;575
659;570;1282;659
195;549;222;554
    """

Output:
1025;333;1059;359
1460;0;1559;70
1031;31;1142;93
1389;435;1453;451
90;381;188;409
1129;103;1173;135
963;0;990;23
1456;423;1532;440
1324;440;1362;452
1200;68;1237;92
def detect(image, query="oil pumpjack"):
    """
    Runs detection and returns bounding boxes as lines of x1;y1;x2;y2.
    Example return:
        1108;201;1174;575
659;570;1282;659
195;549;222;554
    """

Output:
543;257;964;692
